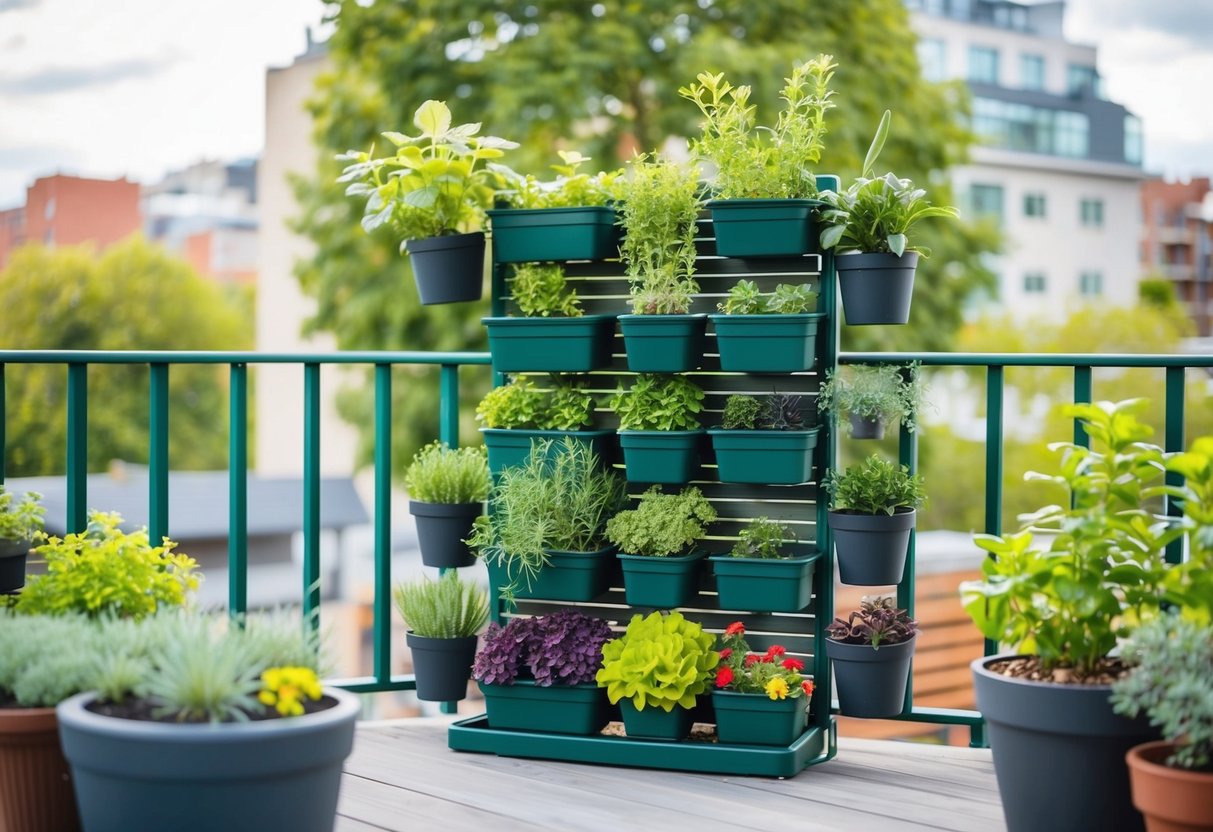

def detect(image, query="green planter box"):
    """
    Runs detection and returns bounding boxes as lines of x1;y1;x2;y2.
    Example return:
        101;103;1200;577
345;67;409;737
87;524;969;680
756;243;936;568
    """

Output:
707;199;821;258
618;700;694;742
617;550;706;609
480;428;616;475
482;314;617;373
712;690;809;747
709;549;821;613
486;546;618;602
707;428;820;485
488;206;620;263
478;681;613;735
708;313;824;373
618;314;708;372
617;430;704;484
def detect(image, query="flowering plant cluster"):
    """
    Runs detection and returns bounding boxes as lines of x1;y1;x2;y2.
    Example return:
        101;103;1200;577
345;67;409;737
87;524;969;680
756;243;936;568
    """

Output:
472;610;613;687
258;666;323;717
714;622;815;702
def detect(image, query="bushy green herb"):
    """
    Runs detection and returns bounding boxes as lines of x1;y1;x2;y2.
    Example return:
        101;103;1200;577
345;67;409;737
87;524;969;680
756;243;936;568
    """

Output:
610;374;704;431
404;442;490;505
1156;436;1213;615
720;393;804;431
606;486;717;557
730;517;794;559
543;377;596;431
493;151;623;209
618;156;702;315
596;610;719;712
721;395;763;429
0;487;44;542
680;56;836;199
824;454;926;516
717;280;817;315
393;571;489;639
818;363;922;434
476;376;597;430
509;263;582;318
17;511;200;619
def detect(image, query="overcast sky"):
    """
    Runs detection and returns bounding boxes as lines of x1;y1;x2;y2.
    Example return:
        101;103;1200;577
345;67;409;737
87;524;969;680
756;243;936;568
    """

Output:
0;0;1210;208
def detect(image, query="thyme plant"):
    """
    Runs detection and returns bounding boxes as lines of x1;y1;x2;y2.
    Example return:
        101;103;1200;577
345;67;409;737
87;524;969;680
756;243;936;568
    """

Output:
617;156;702;315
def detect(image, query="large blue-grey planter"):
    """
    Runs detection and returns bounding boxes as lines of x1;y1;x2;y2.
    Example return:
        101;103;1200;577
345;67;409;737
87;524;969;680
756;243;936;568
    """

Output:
57;687;359;832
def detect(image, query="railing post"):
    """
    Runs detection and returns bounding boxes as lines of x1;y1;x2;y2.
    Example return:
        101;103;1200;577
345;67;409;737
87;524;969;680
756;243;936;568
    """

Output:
1073;366;1092;448
66;363;88;533
303;363;322;631
982;365;1004;658
149;363;169;544
374;364;393;685
1164;367;1186;565
0;364;6;484
228;364;248;618
439;363;460;448
898;413;918;715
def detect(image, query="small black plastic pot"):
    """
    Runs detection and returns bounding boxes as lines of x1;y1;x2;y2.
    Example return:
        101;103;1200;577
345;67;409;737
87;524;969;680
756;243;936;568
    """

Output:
408;501;482;569
407;231;486;305
828;508;915;586
824;635;916;718
835;251;919;325
0;538;29;594
848;413;886;440
406;632;478;702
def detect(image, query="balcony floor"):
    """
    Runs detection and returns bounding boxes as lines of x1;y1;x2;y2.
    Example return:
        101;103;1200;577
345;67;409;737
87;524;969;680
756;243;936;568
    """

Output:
337;719;1005;831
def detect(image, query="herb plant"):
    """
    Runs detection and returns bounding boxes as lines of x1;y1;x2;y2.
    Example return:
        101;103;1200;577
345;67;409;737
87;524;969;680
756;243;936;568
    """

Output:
679;55;837;199
721;393;805;431
393;570;489;639
715;621;814;700
472;609;614;687
617;156;702;315
717;280;817;314
824;455;926;516
493;151;623;209
827;595;919;648
721;395;763;429
0;487;44;542
606;486;717;557
596;610;719;712
817;363;922;434
609;374;705;431
729;517;794;559
509;263;581;318
404;442;490;505
1156;435;1213;615
476;375;597;431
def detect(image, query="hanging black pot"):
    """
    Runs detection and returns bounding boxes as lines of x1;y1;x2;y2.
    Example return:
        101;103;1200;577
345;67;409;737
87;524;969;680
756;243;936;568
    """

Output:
827;508;915;586
406;633;478;701
0;539;29;594
407;231;486;305
824;635;916;718
408;501;482;569
848;413;886;440
836;251;919;325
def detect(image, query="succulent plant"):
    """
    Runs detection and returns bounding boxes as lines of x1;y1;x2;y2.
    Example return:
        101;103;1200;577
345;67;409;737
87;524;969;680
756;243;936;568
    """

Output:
826;595;918;648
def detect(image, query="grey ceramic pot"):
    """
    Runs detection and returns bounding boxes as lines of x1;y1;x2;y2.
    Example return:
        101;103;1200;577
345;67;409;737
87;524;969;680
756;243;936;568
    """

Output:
824;635;916;718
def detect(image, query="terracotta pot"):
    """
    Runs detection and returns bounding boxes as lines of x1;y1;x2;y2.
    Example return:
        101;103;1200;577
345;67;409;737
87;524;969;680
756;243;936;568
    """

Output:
1126;740;1213;832
0;706;80;832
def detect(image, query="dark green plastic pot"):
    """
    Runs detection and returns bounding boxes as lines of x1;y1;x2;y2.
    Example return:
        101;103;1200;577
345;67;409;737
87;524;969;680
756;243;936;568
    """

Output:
712;691;809;746
617;430;704;484
618;700;694;741
408;500;481;569
488;206;620;263
707;428;820;485
406;231;485;305
825;634;917;718
617;550;706;609
836;251;919;325
482;314;617;373
707;198;821;258
407;632;478;702
0;538;29;593
56;688;358;832
828;508;916;586
708;313;824;373
618;314;708;372
480;428;616;475
478;681;612;735
486;546;618;602
708;551;820;613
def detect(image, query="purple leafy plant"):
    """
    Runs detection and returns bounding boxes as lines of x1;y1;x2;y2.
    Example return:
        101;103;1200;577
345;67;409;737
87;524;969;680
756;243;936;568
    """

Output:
472;609;613;687
826;595;918;648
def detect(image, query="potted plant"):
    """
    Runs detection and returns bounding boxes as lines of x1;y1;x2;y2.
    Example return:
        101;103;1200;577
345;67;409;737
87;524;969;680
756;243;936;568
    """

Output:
615;155;707;373
824;595;918;718
404;442;490;569
823;454;925;586
476;375;615;473
818;110;959;325
712;621;815;746
707;392;820;484
56;611;359;832
961;400;1174;832
488;150;624;262
338;99;519;305
817;363;923;440
708;280;825;373
709;517;821;613
472;609;615;735
595;610;719;741
481;262;618;373
394;570;489;702
0;487;44;594
1112;613;1213;832
606;486;718;609
679;55;836;258
467;438;626;605
610;374;706;484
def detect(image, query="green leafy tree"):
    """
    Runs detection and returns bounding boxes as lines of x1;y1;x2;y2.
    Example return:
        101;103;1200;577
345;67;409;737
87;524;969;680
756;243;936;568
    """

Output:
295;0;997;468
0;238;251;476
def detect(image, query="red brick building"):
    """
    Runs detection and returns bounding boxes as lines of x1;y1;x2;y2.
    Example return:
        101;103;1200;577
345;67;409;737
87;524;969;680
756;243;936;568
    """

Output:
1140;176;1213;336
0;174;142;268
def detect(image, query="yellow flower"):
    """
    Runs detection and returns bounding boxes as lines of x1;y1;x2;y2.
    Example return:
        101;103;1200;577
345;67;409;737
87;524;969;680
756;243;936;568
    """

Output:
765;677;789;700
259;666;322;717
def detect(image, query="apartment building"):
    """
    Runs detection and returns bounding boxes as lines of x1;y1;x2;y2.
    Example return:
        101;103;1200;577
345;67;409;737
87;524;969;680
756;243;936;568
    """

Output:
1140;177;1213;336
0;174;141;268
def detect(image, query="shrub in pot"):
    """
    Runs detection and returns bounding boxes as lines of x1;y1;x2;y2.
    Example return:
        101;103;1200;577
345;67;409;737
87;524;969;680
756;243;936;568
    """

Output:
712;621;815;746
616;155;707;372
472;609;615;735
824;595;918;718
394;570;489;702
823;455;926;586
467;438;626;605
708;392;820;484
817;363;922;440
596;610;719;741
818;110;959;325
404;442;490;568
709;280;824;373
610;374;706;485
709;517;820;613
606;486;718;609
338;99;519;304
679;56;836;257
476;375;614;473
0;487;44;594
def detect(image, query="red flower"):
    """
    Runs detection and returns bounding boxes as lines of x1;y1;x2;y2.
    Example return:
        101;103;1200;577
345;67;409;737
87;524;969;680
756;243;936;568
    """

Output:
765;645;787;658
760;655;774;663
744;654;760;667
802;680;815;697
725;622;746;636
782;658;805;672
715;667;734;689
718;648;733;660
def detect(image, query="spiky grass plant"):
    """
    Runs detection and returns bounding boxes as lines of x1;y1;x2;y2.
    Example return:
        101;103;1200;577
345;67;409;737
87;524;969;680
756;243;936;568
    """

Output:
393;570;489;639
404;442;491;505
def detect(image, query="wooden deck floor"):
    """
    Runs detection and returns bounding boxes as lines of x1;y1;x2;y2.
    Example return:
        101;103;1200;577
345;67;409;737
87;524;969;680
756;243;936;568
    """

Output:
336;719;1005;832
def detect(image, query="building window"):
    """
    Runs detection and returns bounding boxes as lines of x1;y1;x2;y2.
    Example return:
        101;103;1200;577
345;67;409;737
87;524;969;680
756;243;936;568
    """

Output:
972;97;1089;158
1054;111;1090;158
44;198;56;220
1080;198;1104;228
1125;115;1143;166
1020;54;1044;91
1024;273;1047;294
969;46;999;84
970;183;1005;222
1067;64;1103;98
1079;271;1103;297
1023;192;1046;218
917;38;947;82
